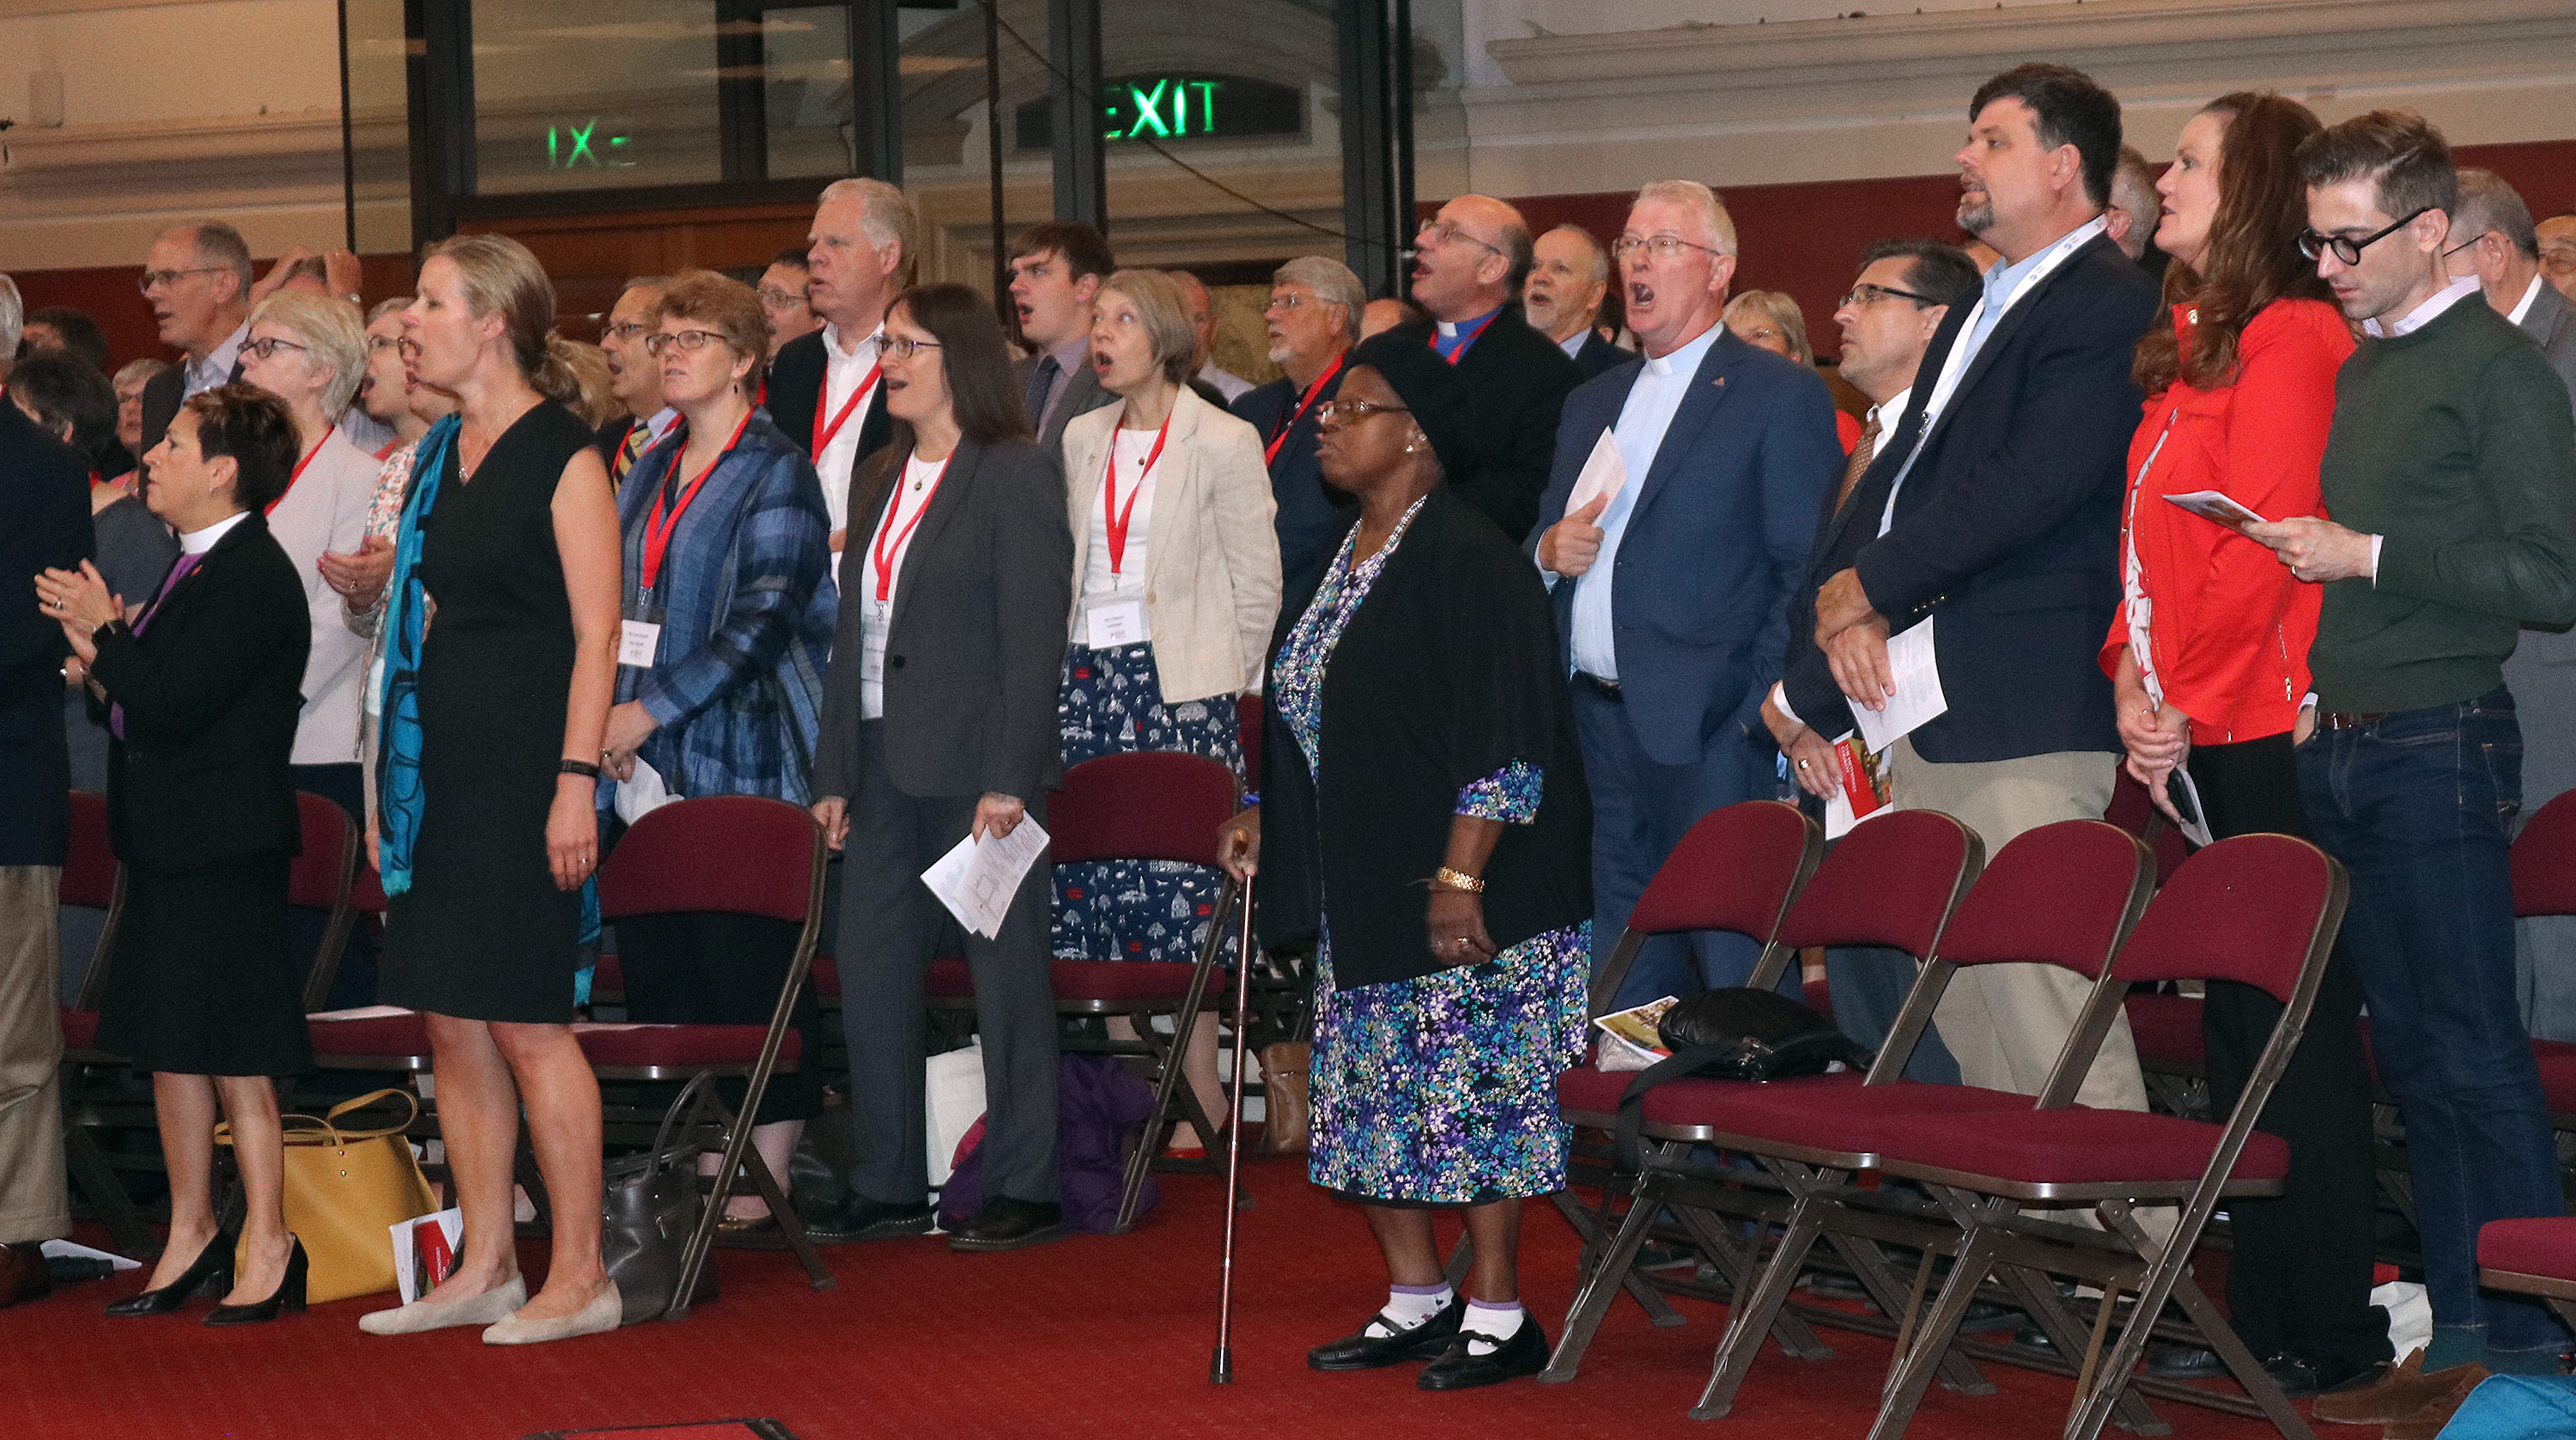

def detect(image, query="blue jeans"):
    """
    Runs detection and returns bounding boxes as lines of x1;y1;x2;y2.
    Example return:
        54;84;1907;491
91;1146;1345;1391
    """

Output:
2297;687;2567;1355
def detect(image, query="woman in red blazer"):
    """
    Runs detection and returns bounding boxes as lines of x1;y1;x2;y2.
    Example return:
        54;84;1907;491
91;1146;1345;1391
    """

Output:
2099;93;2386;1398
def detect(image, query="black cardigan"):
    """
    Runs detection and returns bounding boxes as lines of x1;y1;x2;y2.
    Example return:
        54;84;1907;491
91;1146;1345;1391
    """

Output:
1255;488;1591;988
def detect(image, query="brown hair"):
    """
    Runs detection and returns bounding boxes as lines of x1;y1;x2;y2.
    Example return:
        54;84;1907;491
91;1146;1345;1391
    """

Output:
887;283;1032;447
2135;93;2336;397
653;269;772;397
1097;270;1198;386
422;232;580;404
2296;109;2456;227
184;383;301;511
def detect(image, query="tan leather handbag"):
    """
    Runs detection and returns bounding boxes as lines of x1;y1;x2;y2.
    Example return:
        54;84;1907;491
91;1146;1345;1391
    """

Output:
218;1089;437;1303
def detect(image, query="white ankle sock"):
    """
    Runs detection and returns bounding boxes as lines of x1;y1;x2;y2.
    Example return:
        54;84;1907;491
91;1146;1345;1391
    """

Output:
1374;1281;1454;1334
1463;1298;1525;1355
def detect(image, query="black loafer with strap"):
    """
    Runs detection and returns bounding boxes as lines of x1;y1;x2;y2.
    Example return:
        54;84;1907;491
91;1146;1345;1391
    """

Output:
1418;1316;1551;1390
1308;1297;1463;1371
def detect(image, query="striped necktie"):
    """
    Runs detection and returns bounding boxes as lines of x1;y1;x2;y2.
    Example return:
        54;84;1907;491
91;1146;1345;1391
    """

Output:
611;422;647;484
1835;413;1881;513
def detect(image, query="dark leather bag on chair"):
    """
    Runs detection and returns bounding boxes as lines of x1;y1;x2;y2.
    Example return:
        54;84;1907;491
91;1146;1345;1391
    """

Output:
604;1072;721;1323
1613;987;1872;1170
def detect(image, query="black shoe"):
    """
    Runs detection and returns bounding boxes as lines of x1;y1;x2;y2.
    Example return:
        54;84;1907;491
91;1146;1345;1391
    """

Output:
949;1196;1066;1253
1419;1316;1551;1390
805;1195;934;1244
1958;1300;2018;1333
1309;1298;1464;1370
2148;1346;2227;1379
204;1237;307;1327
1801;1268;1873;1303
106;1230;234;1317
2261;1352;2383;1399
2014;1319;2054;1352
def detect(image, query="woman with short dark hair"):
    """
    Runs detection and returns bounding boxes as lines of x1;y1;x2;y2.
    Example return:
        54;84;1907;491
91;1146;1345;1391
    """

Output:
37;386;314;1324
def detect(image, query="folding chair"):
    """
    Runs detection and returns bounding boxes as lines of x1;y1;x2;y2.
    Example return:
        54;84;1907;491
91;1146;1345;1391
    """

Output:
1597;819;2156;1421
923;750;1245;1234
2477;1217;2576;1333
586;793;833;1316
2512;795;2576;1137
1857;833;2347;1440
1544;807;1980;1383
1542;799;1821;1353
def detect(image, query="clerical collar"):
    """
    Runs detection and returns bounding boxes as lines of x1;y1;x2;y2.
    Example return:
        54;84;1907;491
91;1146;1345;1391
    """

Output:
179;510;251;555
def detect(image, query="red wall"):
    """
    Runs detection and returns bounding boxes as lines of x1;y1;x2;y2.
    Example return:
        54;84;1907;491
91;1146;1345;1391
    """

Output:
1510;136;2576;363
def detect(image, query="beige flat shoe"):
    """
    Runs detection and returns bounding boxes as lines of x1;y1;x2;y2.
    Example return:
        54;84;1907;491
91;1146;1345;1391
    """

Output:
482;1280;622;1346
359;1273;527;1335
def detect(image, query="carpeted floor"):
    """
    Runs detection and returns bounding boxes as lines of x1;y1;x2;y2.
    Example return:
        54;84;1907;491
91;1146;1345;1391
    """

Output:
3;1154;2293;1440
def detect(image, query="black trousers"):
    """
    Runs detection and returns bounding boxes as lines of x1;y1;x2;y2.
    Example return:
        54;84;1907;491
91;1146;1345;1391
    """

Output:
2186;735;2391;1374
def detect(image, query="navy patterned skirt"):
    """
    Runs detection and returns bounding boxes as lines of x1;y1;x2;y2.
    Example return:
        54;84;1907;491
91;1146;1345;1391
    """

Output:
1053;641;1243;963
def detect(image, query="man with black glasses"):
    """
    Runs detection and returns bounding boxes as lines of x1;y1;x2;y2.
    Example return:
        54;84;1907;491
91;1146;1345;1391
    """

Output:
134;221;254;457
2246;110;2576;1392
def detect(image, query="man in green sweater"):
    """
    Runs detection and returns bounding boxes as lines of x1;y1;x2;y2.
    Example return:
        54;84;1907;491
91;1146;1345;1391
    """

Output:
2248;111;2576;1395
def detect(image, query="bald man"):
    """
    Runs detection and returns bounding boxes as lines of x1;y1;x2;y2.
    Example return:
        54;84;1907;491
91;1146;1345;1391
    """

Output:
1524;224;1631;378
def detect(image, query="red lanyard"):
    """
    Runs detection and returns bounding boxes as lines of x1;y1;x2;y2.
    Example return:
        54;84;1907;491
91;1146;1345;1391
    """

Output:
268;425;332;515
872;455;951;603
812;353;882;456
640;407;753;592
1263;353;1345;465
1103;414;1172;577
1431;312;1498;364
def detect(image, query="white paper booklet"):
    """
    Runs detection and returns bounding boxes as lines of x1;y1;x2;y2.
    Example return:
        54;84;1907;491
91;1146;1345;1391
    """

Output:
1851;616;1950;755
921;816;1052;939
1564;428;1630;516
2162;489;2268;536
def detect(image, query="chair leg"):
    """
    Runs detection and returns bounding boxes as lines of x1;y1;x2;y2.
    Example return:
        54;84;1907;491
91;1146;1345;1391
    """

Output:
728;1143;834;1291
1443;1231;1475;1287
2070;1202;2312;1440
1693;1187;1840;1419
669;1094;762;1321
1866;1204;2014;1440
1668;1201;1833;1361
1116;882;1238;1235
1814;1228;1994;1398
1541;1170;1670;1382
1546;1188;1685;1328
63;1121;153;1257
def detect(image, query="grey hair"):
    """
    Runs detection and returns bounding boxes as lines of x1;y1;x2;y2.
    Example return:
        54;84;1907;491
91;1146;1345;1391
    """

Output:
1633;180;1739;257
252;289;370;418
1544;224;1612;287
183;221;256;295
368;295;413;325
0;274;21;362
817;177;919;282
2455;168;2541;260
1272;256;1365;343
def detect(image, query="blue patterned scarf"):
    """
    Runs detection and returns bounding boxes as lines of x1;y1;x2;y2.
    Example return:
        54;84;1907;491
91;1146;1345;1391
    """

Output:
374;416;458;896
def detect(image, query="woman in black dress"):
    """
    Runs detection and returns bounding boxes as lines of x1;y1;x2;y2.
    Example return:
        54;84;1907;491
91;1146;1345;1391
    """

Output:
357;234;626;1344
38;386;313;1324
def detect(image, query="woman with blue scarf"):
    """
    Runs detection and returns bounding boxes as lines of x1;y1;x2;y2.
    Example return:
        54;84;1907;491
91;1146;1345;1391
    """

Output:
357;234;628;1346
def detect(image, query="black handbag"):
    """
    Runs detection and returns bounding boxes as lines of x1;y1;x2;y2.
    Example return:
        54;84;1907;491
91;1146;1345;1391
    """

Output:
603;1072;722;1323
1612;987;1873;1170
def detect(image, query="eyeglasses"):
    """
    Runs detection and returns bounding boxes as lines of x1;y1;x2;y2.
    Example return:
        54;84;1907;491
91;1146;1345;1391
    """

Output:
137;266;228;295
1840;282;1943;309
881;336;943;361
1315;398;1410;424
367;334;404;354
756;285;808;308
2440;232;2491;258
1264;292;1321;313
602;321;651;343
643;329;727;355
1417;218;1505;259
2544;245;2576;276
2297;207;2431;265
240;337;309;362
1612;234;1725;263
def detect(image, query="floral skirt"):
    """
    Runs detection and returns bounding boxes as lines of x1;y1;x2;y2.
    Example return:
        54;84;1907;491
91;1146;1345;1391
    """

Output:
1309;921;1591;1205
1052;640;1243;963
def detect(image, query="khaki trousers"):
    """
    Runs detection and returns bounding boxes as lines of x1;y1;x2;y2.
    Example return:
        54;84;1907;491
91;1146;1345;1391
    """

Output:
0;866;70;1243
1887;738;2149;1115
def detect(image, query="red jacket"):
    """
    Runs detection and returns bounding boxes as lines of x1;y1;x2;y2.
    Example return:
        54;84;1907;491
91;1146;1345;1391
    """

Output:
2097;298;2354;745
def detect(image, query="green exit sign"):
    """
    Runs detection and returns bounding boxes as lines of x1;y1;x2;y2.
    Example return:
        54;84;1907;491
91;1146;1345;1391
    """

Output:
1018;74;1302;151
546;118;635;169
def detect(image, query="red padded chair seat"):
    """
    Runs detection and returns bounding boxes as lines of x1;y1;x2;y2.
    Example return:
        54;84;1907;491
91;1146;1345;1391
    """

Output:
1872;1106;2289;1187
591;953;623;997
308;1012;432;1057
2530;1039;2576;1116
923;957;1202;1003
60;1007;100;1050
1558;1064;1904;1139
2478;1217;2576;1279
2124;990;2206;1068
577;1024;802;1069
812;954;840;999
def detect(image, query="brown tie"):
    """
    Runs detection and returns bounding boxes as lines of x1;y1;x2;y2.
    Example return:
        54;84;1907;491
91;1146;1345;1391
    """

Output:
1835;413;1881;513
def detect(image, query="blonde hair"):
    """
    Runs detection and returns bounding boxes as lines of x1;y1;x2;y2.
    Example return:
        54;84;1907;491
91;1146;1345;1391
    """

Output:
1723;290;1814;364
554;339;620;428
1097;270;1197;387
251;289;370;416
1634;179;1739;258
422;233;580;403
817;177;918;285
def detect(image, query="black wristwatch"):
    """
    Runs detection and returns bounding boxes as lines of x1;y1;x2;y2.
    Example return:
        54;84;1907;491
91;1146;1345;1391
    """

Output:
558;758;602;780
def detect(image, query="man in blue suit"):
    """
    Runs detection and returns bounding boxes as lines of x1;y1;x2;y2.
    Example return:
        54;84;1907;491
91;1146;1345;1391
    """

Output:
1773;64;2160;1109
1532;180;1842;1008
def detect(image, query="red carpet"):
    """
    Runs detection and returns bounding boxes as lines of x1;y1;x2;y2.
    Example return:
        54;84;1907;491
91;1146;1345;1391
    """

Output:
3;1155;2291;1440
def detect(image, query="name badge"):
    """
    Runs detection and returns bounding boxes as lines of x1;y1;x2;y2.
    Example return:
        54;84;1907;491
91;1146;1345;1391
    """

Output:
617;619;663;668
1085;600;1147;651
860;600;890;685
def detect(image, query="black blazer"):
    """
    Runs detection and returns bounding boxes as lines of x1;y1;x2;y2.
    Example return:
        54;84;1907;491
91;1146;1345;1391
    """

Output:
1571;330;1638;380
812;436;1072;804
1363;307;1585;544
1232;364;1357;603
88;513;310;872
137;362;186;464
0;402;97;866
768;329;893;475
1780;231;2159;761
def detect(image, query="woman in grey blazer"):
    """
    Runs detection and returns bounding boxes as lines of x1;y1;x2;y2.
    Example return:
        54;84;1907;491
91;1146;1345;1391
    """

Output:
807;283;1075;1253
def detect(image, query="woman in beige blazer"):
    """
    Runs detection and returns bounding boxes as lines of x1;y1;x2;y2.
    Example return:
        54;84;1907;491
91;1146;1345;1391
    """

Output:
1057;269;1279;1149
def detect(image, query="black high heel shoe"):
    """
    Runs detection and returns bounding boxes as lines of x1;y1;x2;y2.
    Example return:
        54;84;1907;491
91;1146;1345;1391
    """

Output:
204;1236;307;1327
105;1230;234;1317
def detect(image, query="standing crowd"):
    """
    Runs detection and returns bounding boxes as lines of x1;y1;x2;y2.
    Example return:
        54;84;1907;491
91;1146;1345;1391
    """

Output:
3;58;2576;1417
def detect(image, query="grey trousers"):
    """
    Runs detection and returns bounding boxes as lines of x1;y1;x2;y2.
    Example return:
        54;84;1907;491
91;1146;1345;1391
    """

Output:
0;866;70;1243
835;722;1060;1207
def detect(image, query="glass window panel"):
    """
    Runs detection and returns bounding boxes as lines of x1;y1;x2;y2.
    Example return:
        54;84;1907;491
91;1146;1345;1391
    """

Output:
764;5;859;181
471;0;725;195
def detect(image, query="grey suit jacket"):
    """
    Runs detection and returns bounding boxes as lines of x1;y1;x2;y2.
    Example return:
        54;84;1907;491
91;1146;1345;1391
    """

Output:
2508;276;2576;815
1013;350;1116;457
813;436;1073;804
2522;279;2576;417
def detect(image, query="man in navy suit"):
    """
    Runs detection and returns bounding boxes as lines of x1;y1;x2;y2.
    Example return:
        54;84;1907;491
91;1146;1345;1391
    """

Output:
1775;64;2160;1109
1532;181;1841;1007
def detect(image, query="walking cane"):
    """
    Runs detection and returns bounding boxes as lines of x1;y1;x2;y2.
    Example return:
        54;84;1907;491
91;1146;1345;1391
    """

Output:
1212;877;1256;1383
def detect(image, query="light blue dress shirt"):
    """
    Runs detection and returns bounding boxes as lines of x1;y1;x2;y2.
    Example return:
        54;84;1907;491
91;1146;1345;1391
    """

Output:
1564;321;1726;680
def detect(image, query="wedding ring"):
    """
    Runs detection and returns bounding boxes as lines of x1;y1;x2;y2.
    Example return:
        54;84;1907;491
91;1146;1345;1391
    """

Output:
1795;758;1810;769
